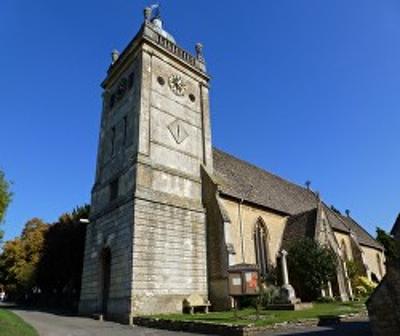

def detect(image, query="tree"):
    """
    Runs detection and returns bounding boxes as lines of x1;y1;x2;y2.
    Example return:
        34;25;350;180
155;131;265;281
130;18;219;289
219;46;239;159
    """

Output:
36;205;90;310
287;239;337;301
376;227;400;261
0;218;48;300
0;170;12;240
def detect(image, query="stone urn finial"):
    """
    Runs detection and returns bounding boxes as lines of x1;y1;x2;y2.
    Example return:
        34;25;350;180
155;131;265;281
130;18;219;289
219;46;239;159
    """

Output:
111;49;120;65
144;6;152;22
195;42;204;61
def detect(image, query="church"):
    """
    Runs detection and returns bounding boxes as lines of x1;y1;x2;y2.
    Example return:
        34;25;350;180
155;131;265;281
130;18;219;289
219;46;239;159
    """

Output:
79;7;385;323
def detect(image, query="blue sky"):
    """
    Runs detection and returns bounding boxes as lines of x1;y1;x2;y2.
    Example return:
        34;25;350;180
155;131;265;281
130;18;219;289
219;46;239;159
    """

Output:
1;0;399;240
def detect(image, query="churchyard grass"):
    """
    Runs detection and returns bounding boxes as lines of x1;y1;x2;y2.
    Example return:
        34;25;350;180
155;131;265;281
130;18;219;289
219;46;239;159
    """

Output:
0;309;38;336
152;300;366;327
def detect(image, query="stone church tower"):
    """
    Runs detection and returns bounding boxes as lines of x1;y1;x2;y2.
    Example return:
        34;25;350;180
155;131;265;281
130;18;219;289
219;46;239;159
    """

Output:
79;7;212;322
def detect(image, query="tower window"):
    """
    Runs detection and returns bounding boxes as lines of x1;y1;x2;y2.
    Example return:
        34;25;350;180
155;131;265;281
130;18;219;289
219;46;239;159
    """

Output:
116;78;128;101
189;94;196;102
109;94;116;109
123;116;128;146
109;178;119;202
111;126;116;156
128;72;135;90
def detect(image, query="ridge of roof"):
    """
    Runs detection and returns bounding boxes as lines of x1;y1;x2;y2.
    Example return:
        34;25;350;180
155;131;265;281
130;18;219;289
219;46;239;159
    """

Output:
212;147;318;215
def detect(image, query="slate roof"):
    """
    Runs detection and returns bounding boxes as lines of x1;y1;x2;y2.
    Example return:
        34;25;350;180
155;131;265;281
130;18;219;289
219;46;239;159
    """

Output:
212;147;383;250
323;205;350;233
213;148;318;215
281;209;318;250
340;215;384;250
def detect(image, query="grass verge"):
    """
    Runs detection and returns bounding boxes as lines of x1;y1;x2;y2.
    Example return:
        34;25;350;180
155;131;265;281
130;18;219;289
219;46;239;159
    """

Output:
152;300;366;327
0;309;38;336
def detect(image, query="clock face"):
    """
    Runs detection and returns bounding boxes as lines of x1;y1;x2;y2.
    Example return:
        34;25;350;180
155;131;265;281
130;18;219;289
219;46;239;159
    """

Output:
168;74;186;96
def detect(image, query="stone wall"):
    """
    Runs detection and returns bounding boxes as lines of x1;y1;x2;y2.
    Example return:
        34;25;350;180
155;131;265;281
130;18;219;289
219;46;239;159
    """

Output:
220;198;287;268
361;245;385;281
130;197;207;315
79;51;140;323
367;219;399;335
334;232;354;261
79;200;134;323
367;259;400;335
201;167;231;310
200;196;288;309
126;33;211;315
318;207;350;301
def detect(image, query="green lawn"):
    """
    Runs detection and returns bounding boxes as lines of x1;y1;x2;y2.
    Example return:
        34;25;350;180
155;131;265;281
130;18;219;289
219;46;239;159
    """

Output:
0;309;38;336
152;301;366;327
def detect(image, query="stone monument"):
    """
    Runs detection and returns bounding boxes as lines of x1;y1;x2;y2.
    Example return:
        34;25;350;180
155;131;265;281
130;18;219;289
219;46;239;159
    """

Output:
279;249;298;304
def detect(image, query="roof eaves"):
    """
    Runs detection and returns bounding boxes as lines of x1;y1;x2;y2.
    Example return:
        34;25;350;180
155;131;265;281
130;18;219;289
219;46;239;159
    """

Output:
218;191;292;217
346;216;384;250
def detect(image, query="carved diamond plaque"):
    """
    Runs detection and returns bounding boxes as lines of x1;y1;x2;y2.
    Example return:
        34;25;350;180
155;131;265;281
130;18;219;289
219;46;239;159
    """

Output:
168;119;189;144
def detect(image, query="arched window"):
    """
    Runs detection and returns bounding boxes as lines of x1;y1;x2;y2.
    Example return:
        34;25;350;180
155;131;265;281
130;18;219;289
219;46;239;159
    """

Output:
371;272;379;283
254;219;269;278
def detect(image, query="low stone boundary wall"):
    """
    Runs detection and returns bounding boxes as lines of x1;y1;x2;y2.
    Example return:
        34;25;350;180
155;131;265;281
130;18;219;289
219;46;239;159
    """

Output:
133;317;322;336
133;317;250;336
133;312;367;336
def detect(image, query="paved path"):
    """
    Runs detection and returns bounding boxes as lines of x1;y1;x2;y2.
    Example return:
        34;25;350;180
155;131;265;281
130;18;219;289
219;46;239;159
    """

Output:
10;308;371;336
12;309;199;336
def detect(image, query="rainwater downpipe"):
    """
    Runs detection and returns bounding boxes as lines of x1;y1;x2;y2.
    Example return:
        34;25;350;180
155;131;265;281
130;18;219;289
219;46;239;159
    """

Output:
239;198;245;263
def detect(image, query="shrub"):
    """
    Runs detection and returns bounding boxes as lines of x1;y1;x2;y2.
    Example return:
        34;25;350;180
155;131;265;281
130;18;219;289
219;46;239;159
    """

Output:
261;285;281;307
287;239;338;301
354;276;377;297
237;295;257;309
355;285;368;297
346;260;364;283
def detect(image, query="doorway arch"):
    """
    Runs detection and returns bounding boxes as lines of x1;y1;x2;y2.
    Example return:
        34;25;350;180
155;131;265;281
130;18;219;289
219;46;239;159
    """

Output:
100;247;111;315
